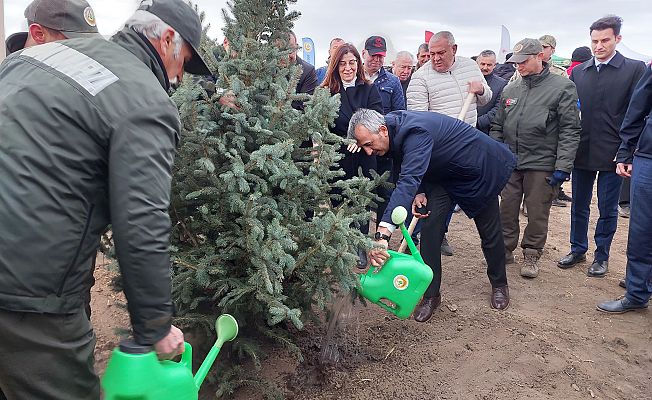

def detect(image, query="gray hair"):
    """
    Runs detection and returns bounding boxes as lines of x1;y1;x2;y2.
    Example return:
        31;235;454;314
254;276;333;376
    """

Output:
431;31;455;46
395;51;415;63
125;10;183;58
478;49;496;58
417;43;428;53
347;109;386;139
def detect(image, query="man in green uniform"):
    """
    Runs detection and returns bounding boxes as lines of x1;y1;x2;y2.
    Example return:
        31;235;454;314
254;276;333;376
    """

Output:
5;0;99;55
490;38;581;279
0;0;211;398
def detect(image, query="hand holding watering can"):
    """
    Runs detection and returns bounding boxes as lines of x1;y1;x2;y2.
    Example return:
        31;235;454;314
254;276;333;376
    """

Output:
102;314;238;400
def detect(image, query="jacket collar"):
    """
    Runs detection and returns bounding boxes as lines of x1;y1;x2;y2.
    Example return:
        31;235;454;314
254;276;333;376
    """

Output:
385;113;400;156
111;27;170;91
523;63;550;87
582;51;624;71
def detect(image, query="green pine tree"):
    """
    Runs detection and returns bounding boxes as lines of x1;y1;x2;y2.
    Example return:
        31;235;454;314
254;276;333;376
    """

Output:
168;0;380;394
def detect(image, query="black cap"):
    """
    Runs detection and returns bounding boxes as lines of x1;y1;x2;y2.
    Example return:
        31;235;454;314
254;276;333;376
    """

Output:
364;36;387;57
138;0;211;75
571;46;592;63
6;32;28;54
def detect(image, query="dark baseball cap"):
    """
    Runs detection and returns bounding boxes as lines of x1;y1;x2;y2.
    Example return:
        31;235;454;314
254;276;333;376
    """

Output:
365;36;387;57
6;0;100;54
138;0;211;75
506;38;543;63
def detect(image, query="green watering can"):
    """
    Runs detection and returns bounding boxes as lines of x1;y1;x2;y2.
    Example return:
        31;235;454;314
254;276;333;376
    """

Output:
102;314;238;400
358;206;434;319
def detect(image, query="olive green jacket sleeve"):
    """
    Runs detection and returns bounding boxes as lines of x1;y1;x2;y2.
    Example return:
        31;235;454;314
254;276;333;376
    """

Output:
554;80;581;173
109;101;180;345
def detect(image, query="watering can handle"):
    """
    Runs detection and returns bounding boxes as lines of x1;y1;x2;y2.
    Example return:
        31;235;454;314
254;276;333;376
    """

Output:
180;342;193;370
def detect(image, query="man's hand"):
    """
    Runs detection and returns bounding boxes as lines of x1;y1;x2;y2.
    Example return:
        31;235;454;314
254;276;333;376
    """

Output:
218;91;237;109
616;162;633;178
468;81;485;95
154;325;185;360
369;239;390;269
412;193;431;219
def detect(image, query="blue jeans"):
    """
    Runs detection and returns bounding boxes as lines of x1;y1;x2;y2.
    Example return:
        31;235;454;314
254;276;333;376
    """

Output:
625;156;652;305
570;168;622;262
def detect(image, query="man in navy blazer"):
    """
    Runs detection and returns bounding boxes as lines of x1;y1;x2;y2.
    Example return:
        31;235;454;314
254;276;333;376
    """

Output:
558;16;646;277
348;109;516;322
597;64;652;314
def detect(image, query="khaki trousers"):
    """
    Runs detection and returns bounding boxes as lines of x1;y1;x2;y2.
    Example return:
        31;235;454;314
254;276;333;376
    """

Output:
500;170;558;253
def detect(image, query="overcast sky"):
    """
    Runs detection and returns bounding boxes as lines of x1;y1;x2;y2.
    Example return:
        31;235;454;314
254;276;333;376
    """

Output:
5;0;651;64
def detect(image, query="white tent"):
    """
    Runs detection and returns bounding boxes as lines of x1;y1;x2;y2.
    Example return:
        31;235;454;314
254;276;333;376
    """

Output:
618;42;651;64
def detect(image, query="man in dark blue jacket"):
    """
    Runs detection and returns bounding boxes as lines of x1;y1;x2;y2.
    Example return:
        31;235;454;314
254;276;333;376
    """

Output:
348;109;516;322
597;64;652;313
362;35;406;232
558;16;646;277
475;50;508;134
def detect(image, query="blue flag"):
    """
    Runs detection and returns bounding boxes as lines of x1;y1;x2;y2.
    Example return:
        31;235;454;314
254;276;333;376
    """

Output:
302;37;315;66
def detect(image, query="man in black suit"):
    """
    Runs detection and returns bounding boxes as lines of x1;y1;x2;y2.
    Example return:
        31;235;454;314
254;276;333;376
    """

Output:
288;31;318;111
557;16;646;277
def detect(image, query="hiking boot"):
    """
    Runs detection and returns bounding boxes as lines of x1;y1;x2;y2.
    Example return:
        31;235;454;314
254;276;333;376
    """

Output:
521;249;541;278
441;235;454;256
552;198;567;207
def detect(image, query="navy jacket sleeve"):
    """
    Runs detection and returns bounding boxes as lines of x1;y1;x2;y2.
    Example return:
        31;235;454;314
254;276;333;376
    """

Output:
391;78;406;111
381;128;434;224
617;65;652;163
368;85;383;114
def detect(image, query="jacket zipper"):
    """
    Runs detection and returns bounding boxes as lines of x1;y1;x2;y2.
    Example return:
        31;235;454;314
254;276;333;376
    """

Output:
57;204;95;296
514;81;531;164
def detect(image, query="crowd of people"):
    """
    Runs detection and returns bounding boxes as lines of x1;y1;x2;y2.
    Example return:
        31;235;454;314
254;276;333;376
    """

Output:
0;0;650;398
297;15;650;322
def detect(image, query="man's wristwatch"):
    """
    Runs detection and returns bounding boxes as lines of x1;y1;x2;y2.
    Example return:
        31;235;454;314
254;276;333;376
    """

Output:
374;232;391;241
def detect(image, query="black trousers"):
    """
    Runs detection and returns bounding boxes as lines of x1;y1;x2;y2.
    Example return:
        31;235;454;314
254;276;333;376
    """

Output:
0;308;99;400
420;184;507;298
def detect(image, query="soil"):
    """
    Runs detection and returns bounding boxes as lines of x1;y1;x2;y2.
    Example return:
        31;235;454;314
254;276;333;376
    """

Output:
91;192;652;399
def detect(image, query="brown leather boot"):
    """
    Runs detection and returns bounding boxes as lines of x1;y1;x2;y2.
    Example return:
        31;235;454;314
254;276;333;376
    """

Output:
491;285;510;310
413;294;441;322
521;248;541;278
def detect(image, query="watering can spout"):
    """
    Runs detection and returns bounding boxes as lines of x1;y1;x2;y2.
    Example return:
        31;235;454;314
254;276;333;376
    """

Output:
193;314;239;389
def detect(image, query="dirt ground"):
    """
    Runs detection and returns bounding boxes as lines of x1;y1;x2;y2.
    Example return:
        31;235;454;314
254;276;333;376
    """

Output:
91;189;651;399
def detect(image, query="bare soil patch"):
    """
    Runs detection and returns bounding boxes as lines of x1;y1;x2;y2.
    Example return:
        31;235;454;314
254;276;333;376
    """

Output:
92;190;652;399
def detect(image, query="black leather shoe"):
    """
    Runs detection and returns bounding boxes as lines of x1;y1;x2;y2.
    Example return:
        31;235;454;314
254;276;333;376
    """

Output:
619;279;626;289
587;260;608;277
491;285;510;310
414;295;441;322
597;297;648;314
557;252;586;269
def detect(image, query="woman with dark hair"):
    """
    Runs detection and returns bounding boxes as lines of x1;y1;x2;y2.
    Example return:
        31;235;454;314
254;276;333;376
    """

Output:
321;43;383;267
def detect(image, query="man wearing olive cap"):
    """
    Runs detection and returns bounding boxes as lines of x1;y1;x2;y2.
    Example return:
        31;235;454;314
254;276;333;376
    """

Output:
490;38;580;279
5;0;101;55
0;0;211;398
538;34;569;78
